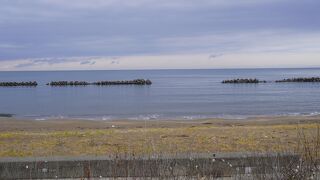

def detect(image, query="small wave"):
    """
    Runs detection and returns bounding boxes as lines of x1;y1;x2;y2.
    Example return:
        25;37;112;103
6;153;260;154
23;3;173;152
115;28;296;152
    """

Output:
20;115;67;120
215;115;248;120
128;114;161;120
17;111;320;121
280;112;320;117
182;116;195;120
35;118;47;121
182;115;208;120
303;112;320;117
101;116;113;121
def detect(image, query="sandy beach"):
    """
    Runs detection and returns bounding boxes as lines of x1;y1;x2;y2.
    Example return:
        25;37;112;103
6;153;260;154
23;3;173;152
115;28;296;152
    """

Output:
0;116;319;157
1;115;320;132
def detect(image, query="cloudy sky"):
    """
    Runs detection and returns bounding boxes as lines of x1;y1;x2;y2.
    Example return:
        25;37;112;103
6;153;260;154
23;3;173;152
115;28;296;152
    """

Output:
0;0;319;70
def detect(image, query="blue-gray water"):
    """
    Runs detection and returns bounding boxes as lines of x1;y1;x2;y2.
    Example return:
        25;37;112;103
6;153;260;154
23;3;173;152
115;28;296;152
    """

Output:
1;68;320;120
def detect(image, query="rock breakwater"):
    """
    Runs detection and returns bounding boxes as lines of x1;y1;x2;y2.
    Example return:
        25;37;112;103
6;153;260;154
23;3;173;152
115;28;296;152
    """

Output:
275;77;320;83
47;79;152;86
0;81;38;87
222;79;267;84
47;81;90;86
93;79;152;86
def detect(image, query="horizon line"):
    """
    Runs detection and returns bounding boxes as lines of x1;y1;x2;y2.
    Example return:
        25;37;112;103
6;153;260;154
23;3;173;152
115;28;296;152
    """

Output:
1;66;320;72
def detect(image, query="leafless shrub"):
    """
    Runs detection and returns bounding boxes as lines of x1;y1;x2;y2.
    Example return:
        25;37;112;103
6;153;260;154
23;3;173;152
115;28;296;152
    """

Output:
242;125;320;180
1;126;320;179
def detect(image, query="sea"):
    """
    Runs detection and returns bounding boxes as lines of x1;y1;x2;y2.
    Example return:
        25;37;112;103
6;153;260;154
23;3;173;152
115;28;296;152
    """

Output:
1;68;320;120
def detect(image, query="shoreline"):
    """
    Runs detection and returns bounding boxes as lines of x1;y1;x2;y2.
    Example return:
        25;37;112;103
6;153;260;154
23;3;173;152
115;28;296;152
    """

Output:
1;115;320;132
7;111;320;121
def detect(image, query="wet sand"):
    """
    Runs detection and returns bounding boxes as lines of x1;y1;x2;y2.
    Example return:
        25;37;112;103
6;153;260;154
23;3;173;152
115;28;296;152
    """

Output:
0;115;320;132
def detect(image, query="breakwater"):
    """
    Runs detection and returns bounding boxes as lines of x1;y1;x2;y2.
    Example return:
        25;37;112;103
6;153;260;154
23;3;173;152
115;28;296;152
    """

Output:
0;79;152;87
0;114;13;117
276;77;320;83
47;81;90;86
223;77;320;84
47;79;152;86
0;81;38;87
222;79;267;84
93;79;152;85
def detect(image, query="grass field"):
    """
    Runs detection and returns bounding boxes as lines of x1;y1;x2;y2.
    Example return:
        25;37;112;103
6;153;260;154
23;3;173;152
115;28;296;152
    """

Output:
0;116;319;157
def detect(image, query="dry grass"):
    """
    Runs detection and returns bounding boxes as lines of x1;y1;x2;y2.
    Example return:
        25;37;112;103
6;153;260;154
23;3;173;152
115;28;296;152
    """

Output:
0;119;319;179
0;122;319;157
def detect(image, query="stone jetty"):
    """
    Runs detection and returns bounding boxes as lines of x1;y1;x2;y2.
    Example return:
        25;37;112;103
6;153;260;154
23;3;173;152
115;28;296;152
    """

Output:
222;78;267;84
0;114;13;117
275;77;320;83
93;79;152;85
0;81;38;87
47;81;90;86
47;79;152;86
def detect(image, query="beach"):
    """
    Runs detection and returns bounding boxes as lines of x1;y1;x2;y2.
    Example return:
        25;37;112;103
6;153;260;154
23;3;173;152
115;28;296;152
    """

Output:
0;115;319;157
2;1;320;178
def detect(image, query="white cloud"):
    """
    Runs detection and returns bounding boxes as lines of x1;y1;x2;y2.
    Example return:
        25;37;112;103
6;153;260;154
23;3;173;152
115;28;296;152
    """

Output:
1;51;320;71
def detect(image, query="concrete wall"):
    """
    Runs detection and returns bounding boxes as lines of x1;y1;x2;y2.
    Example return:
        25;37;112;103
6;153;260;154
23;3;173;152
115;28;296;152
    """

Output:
0;153;299;179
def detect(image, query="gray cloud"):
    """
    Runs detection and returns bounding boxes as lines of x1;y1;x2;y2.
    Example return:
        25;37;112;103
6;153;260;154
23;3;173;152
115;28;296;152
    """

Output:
208;54;223;60
80;60;96;65
14;58;67;68
110;60;120;65
0;0;319;68
14;62;36;68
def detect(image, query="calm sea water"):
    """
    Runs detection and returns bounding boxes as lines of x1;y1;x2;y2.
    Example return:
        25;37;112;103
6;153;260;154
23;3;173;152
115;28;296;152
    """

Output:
1;68;320;120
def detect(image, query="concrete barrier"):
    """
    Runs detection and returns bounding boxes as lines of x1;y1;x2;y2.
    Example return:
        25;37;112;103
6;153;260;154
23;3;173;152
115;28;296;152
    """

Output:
0;153;300;179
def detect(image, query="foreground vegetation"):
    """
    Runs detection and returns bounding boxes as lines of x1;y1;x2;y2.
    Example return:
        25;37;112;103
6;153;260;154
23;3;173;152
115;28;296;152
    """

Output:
0;121;318;158
0;117;319;179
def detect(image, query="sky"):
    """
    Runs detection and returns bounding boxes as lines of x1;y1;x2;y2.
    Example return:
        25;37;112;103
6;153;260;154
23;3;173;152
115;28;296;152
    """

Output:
0;0;320;70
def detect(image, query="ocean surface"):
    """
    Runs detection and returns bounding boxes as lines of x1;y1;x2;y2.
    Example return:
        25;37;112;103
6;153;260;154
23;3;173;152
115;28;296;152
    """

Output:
1;68;320;120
